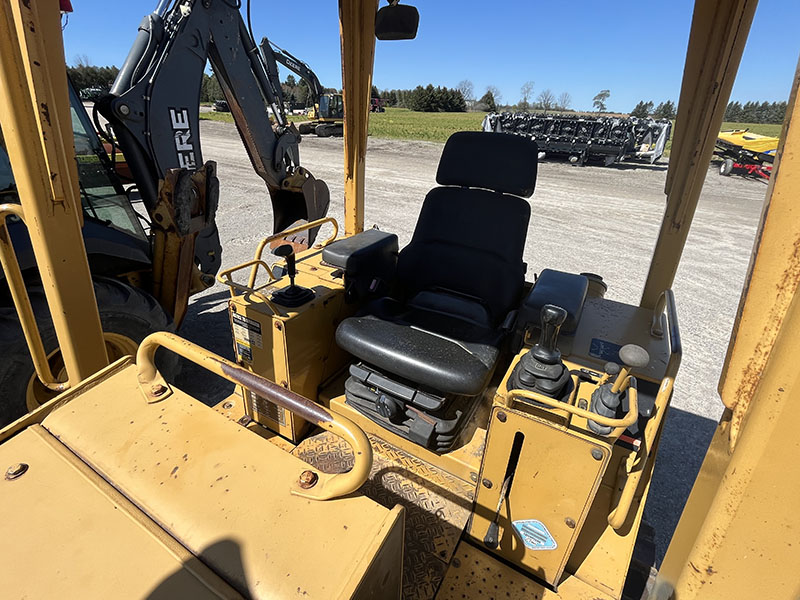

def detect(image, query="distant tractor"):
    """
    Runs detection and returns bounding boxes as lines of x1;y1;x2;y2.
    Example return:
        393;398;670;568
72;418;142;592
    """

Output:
370;97;386;112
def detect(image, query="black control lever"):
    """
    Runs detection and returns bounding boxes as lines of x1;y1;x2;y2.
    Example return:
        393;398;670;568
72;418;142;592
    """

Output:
484;473;513;549
531;304;567;364
508;304;571;399
271;244;315;307
588;344;650;435
273;244;297;286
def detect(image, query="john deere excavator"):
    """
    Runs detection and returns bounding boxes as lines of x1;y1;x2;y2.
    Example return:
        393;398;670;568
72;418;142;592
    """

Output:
261;35;345;137
1;1;798;599
0;0;330;424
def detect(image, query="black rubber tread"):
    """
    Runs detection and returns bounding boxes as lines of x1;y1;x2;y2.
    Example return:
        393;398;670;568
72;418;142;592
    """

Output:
0;277;179;427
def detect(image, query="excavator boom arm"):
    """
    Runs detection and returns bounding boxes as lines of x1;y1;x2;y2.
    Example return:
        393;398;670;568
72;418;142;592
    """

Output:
260;36;325;104
98;0;329;277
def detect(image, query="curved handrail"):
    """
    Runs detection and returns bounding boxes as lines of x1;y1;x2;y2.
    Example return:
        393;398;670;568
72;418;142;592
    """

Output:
135;331;372;501
509;378;639;440
0;203;68;392
249;216;339;289
216;259;282;314
607;375;675;529
650;289;682;379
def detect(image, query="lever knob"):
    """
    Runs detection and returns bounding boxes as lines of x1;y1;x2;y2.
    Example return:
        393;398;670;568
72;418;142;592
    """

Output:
619;344;650;369
274;243;297;286
610;344;650;394
604;362;620;377
531;304;567;365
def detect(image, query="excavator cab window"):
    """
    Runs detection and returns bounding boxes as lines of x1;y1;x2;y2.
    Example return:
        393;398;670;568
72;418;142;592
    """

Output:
67;82;147;241
319;94;344;120
0;80;147;243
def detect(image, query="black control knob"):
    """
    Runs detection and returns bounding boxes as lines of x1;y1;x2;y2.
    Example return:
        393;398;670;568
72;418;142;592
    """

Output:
376;394;403;420
273;244;296;286
603;362;620;378
531;304;567;365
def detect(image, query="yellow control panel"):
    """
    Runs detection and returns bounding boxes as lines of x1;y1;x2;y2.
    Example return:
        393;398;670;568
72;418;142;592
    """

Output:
226;246;354;441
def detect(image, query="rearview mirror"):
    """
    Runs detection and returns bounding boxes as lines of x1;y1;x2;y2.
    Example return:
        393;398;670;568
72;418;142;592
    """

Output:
375;4;419;40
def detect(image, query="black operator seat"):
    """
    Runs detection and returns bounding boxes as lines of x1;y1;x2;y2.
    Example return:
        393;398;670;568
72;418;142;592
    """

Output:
335;132;538;420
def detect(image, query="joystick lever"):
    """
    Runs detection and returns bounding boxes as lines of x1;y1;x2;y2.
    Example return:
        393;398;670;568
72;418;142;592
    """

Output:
588;343;650;435
612;344;650;393
508;304;571;399
531;304;567;365
274;244;297;286
271;244;315;307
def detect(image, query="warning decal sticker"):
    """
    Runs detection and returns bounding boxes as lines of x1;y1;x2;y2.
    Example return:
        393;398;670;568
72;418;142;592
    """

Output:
232;312;263;349
250;391;287;426
512;519;558;551
236;342;253;362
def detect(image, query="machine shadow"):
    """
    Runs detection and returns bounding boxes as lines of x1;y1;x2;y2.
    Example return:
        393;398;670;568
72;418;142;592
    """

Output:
644;405;718;565
173;289;237;406
146;538;250;598
607;162;669;172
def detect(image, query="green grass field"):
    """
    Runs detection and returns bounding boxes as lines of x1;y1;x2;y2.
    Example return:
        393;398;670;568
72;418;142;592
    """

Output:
366;108;485;142
199;110;310;124
199;107;483;140
199;108;783;149
719;122;782;137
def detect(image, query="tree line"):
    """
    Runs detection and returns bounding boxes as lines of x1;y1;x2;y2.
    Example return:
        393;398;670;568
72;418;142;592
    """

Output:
376;85;467;112
630;100;677;120
723;101;786;124
632;99;787;124
67;57;119;92
67;59;329;110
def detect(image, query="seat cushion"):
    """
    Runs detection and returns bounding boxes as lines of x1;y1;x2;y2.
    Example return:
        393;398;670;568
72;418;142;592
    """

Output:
396;187;530;324
336;294;503;396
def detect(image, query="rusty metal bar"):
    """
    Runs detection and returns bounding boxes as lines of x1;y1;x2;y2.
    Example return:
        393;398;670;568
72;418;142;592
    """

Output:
718;56;800;450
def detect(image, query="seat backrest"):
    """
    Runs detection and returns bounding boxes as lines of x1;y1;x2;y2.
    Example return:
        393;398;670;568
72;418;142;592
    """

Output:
396;132;538;323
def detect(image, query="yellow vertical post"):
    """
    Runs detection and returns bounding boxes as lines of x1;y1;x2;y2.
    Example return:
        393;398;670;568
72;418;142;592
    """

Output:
640;0;757;309
652;54;800;600
0;0;108;385
339;0;378;236
652;282;800;598
718;58;800;446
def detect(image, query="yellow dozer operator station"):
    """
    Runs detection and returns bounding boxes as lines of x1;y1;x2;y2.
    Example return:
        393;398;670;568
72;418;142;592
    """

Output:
1;1;799;599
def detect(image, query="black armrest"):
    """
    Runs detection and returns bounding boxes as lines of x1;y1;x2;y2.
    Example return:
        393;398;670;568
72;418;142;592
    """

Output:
517;269;589;336
322;229;399;302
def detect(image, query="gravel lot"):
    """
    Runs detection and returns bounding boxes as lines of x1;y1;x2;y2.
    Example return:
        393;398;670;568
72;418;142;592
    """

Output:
177;119;767;564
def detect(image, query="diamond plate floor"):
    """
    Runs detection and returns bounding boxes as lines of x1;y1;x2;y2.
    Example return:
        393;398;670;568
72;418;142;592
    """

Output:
293;431;476;600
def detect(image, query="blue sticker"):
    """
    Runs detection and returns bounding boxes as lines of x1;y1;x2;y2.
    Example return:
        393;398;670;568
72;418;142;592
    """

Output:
589;338;622;363
512;520;557;551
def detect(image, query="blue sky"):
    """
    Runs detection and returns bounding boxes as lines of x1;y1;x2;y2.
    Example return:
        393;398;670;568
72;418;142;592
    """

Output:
62;0;799;113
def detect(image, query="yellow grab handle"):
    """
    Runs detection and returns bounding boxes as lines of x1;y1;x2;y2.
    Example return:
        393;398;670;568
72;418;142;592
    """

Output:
135;331;372;501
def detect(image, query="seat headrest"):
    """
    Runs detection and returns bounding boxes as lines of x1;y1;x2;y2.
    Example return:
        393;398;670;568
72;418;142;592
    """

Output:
436;131;538;197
